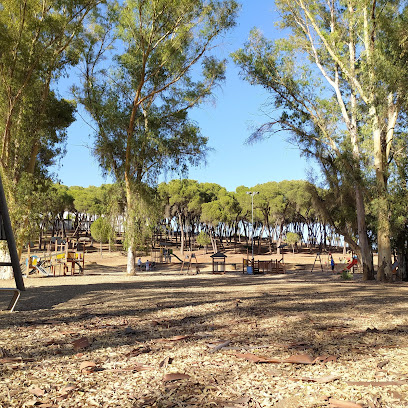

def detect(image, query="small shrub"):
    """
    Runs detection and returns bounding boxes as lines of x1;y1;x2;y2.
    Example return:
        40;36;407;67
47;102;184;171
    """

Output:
286;232;300;254
90;217;113;244
196;231;211;247
196;231;211;253
340;270;353;280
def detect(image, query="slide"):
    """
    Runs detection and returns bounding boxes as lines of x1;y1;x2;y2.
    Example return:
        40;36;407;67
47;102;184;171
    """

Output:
346;258;358;270
35;264;50;276
171;253;183;263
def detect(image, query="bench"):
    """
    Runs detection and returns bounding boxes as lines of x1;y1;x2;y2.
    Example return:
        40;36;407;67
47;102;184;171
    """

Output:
0;288;20;312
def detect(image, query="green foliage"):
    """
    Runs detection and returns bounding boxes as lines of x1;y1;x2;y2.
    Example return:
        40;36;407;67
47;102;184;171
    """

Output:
0;0;99;249
90;217;114;244
76;0;239;187
74;0;238;271
196;231;211;246
70;185;112;216
123;184;162;254
286;232;300;246
340;270;353;281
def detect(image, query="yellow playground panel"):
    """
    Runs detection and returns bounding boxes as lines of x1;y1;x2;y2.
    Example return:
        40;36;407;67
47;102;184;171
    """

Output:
26;250;85;277
54;250;85;275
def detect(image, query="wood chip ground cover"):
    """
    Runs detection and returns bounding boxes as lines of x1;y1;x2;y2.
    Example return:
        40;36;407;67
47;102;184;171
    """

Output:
1;267;408;407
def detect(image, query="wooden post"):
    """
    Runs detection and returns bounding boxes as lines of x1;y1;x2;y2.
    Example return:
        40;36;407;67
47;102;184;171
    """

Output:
0;173;25;290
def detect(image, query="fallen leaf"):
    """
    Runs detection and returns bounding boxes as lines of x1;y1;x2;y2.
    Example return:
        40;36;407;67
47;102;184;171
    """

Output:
151;319;167;326
133;363;154;372
163;372;190;381
284;354;315;364
291;374;340;383
209;340;230;353
377;360;389;369
105;363;153;373
28;387;45;397
59;384;76;394
321;355;338;364
157;335;190;343
159;356;173;368
72;337;90;350
79;361;96;374
346;380;407;386
126;345;151;357
0;357;23;363
168;335;190;341
329;398;363;407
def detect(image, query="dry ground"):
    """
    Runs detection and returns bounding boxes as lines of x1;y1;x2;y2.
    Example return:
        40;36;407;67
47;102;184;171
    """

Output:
0;250;407;408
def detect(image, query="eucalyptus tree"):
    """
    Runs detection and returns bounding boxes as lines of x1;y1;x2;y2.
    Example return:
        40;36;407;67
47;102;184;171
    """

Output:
0;0;100;245
77;0;238;274
232;0;408;280
387;131;408;280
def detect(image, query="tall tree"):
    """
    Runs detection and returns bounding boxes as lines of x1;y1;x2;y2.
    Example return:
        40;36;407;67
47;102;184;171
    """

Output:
77;0;238;274
233;0;408;280
0;0;99;250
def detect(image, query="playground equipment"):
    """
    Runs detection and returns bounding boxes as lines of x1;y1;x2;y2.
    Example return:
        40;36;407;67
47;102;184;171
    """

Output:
26;255;50;276
54;250;85;275
25;242;85;277
181;253;199;274
243;258;285;274
172;253;183;262
345;257;358;270
0;173;24;311
339;256;359;274
310;253;324;273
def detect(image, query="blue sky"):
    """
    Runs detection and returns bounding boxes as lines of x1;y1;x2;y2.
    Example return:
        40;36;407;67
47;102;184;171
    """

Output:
52;0;313;192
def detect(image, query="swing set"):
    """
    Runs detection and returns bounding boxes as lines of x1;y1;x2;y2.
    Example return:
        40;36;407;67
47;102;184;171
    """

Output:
0;174;24;312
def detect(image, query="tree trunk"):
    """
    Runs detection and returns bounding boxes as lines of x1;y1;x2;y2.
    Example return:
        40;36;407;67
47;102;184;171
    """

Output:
127;246;136;275
125;177;136;275
376;194;392;281
277;221;284;256
373;122;392;281
179;213;185;256
397;240;407;281
355;186;374;280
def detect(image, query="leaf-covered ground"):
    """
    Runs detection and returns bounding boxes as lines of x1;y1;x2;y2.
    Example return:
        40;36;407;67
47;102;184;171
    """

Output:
1;258;408;407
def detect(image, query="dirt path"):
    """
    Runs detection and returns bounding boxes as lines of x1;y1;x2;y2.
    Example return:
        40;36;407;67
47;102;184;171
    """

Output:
0;253;407;407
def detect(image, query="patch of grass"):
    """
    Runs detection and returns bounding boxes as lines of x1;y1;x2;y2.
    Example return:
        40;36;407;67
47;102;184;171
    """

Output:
340;270;353;280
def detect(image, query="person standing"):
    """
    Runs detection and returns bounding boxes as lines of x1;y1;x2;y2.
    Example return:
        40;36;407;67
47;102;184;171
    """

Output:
330;254;335;272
